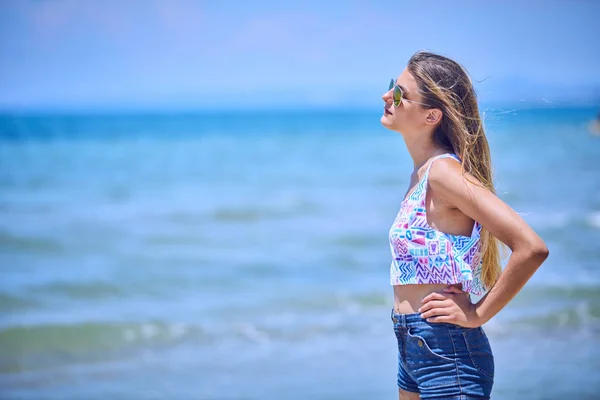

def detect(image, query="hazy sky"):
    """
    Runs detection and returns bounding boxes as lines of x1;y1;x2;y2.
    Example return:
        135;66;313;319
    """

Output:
1;0;599;110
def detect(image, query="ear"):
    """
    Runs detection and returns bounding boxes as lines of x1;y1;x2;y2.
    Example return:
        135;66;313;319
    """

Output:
425;109;442;125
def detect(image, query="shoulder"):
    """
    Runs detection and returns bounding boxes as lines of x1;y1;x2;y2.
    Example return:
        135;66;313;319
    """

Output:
428;157;462;185
428;156;483;198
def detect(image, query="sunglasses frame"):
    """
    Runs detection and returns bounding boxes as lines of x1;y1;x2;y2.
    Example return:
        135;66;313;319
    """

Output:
388;79;430;108
389;79;404;107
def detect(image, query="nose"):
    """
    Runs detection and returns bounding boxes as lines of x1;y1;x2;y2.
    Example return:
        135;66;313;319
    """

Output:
382;88;393;103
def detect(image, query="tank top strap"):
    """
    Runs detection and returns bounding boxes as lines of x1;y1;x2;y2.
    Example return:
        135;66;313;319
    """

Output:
423;153;461;182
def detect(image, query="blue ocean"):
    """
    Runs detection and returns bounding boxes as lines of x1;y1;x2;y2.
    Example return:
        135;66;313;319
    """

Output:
0;107;599;399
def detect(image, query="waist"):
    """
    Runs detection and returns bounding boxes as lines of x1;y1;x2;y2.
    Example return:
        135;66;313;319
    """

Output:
389;309;468;331
393;283;467;314
390;309;429;328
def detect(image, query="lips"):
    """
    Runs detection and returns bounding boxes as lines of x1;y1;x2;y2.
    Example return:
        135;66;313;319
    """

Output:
384;108;392;116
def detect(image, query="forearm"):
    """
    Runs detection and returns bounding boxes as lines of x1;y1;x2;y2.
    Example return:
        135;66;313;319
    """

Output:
475;246;549;325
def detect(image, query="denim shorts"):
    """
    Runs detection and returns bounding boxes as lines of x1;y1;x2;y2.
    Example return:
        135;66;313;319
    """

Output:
391;309;494;399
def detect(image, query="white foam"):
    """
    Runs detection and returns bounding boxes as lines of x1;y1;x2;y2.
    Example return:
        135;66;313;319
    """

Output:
237;323;270;343
123;328;136;341
575;301;593;324
522;211;570;229
168;322;188;338
586;211;600;229
556;312;569;328
141;323;158;339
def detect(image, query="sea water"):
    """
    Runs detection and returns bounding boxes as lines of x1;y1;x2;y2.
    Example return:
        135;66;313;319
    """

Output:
0;107;599;399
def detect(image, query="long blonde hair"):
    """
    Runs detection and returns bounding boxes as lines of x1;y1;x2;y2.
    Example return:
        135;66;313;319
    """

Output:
408;50;503;291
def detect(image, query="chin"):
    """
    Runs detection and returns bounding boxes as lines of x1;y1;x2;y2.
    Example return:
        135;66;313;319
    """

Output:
380;114;393;128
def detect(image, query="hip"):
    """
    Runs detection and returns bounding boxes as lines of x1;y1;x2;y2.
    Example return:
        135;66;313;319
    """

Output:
391;309;495;382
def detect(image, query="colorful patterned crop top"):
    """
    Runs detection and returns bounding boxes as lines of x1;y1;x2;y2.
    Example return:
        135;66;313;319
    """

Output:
388;153;485;295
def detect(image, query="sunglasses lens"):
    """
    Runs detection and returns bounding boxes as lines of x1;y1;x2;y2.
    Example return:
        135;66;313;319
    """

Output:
393;85;402;107
389;79;394;91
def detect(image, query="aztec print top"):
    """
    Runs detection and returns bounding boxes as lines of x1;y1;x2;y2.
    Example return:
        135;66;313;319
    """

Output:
388;153;485;295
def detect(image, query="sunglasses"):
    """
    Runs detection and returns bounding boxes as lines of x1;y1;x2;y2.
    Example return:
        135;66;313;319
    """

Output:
388;79;429;107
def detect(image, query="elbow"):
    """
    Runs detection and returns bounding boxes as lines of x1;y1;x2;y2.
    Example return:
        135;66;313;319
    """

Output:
510;235;549;266
529;241;549;263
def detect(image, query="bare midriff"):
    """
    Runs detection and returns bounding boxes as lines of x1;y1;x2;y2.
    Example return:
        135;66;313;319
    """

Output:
393;283;469;314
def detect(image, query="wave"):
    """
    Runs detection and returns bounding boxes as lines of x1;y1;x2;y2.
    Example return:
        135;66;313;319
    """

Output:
210;207;298;222
148;203;320;226
512;284;600;303
32;282;127;300
0;294;39;312
516;210;600;232
142;232;210;247
0;321;203;374
516;303;600;329
0;317;364;374
478;284;600;335
0;232;64;254
1;287;598;375
587;211;600;230
330;234;382;248
209;201;320;223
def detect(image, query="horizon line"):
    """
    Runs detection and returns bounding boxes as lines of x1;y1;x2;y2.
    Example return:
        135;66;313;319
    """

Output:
0;100;598;116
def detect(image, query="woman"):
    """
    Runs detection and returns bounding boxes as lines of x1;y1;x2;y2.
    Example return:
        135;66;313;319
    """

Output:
381;51;549;399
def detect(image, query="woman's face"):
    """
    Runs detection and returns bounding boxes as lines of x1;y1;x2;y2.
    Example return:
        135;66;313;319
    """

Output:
380;68;432;135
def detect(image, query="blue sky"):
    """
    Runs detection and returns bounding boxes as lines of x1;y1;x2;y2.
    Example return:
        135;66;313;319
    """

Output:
1;0;599;110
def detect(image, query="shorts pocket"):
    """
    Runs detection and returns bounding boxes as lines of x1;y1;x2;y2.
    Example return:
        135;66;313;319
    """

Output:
406;325;455;362
462;326;494;379
405;325;458;389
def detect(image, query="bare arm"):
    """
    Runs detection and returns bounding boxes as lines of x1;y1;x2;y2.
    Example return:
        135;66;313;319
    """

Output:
420;158;549;326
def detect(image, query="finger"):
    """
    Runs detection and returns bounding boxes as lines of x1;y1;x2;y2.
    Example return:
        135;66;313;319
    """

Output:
420;308;449;319
426;316;456;324
418;300;448;313
421;292;447;303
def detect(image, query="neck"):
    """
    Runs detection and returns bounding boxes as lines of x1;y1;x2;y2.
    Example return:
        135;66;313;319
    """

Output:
403;132;447;170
